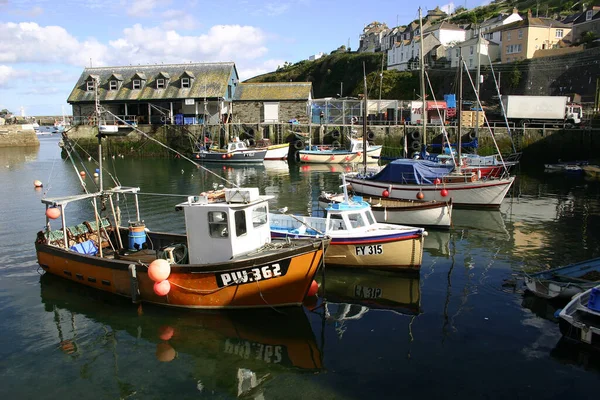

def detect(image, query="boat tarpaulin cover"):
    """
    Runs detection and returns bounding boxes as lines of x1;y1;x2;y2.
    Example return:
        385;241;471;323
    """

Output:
368;159;454;184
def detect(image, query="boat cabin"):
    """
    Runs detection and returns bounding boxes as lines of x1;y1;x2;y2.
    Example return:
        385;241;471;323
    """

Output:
176;188;273;263
325;198;377;233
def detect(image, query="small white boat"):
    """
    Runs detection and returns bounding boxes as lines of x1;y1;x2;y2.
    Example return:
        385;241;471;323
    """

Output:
254;139;289;160
558;285;600;348
318;192;452;229
298;138;382;164
269;179;427;270
524;257;600;299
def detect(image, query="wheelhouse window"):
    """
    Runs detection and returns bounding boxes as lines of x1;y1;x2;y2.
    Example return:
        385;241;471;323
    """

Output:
132;79;141;90
109;80;118;90
252;205;268;228
234;210;247;237
181;77;190;88
328;214;345;231
86;80;95;91
347;212;366;229
208;211;229;238
156;78;165;89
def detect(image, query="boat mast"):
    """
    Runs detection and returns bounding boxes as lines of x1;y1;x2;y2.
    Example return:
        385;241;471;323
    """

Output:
362;62;368;174
419;7;427;146
94;77;104;192
457;56;463;172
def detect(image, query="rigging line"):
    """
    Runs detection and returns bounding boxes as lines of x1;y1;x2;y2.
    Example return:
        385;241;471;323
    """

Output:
424;71;458;166
486;53;516;154
461;59;510;178
99;109;239;188
42;137;63;199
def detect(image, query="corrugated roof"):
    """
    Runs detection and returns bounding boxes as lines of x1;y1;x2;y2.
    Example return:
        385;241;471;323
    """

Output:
67;62;236;103
234;82;312;101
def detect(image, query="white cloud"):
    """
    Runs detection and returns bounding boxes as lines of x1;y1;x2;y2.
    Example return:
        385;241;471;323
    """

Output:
126;0;162;17
264;2;291;16
0;65;17;87
161;10;199;31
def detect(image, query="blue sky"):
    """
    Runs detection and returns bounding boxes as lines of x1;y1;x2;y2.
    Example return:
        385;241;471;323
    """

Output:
0;0;478;116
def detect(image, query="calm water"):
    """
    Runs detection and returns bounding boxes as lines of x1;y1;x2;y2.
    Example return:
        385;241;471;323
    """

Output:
1;136;599;399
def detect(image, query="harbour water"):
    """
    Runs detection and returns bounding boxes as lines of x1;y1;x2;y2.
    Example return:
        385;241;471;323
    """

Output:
0;136;598;399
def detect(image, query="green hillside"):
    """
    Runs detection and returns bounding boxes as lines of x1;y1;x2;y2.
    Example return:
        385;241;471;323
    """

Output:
245;0;599;100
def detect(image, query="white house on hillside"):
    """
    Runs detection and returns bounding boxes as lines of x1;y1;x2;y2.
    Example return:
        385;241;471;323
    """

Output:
474;8;523;46
446;36;500;69
424;21;466;45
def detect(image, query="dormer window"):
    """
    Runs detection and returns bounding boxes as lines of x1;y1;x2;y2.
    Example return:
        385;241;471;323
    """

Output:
133;80;141;90
109;80;118;90
587;10;593;21
181;77;190;88
156;78;165;89
87;80;95;91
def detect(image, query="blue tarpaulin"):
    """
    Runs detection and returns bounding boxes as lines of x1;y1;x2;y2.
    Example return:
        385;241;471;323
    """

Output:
367;159;454;184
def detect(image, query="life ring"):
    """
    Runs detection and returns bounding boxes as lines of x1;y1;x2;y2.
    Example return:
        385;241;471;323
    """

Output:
468;131;476;140
410;130;421;140
470;174;477;182
410;140;421;151
331;130;341;139
294;140;304;150
351;116;358;124
367;131;375;140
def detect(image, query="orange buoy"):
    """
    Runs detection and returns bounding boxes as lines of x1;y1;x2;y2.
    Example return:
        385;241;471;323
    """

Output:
416;191;424;200
195;154;200;159
382;189;390;198
158;325;174;341
153;280;171;296
46;207;61;219
33;180;43;188
307;280;319;297
148;259;171;282
79;171;86;177
440;189;449;197
156;342;176;362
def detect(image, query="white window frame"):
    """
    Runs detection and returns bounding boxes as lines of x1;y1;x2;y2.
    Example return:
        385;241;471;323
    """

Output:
518;29;523;39
181;77;190;88
132;79;141;90
156;78;165;89
586;10;593;21
555;29;563;38
109;80;118;91
87;80;95;91
507;31;512;41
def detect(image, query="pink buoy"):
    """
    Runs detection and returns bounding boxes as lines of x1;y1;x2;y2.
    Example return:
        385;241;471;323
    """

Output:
345;156;350;161
221;154;226;159
33;180;43;188
307;280;319;297
434;178;441;185
416;191;424;200
153;280;171;296
382;189;390;198
158;325;174;341
148;259;171;282
195;154;200;159
440;189;449;197
46;207;61;220
330;155;335;161
79;171;86;177
357;152;362;157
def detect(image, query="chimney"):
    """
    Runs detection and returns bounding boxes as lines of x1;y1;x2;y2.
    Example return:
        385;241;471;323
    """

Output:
512;7;518;14
527;9;532;18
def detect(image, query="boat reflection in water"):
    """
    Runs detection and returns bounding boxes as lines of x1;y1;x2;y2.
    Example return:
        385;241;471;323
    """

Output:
551;337;600;373
423;229;451;258
318;268;421;338
39;273;322;398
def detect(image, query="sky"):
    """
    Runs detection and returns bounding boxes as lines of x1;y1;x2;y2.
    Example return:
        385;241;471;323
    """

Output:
0;0;482;116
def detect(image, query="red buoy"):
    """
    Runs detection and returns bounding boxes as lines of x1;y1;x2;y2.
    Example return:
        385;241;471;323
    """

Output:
79;171;86;177
307;280;319;297
382;190;390;198
46;207;61;220
440;189;449;197
148;259;171;282
416;191;424;200
221;154;226;159
195;154;200;159
434;178;441;185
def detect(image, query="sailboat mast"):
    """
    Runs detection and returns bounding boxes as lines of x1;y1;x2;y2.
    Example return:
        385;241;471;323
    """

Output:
419;7;427;146
457;56;463;170
362;62;368;173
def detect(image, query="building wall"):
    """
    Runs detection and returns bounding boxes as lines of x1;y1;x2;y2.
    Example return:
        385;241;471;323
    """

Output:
233;101;309;124
436;29;466;45
572;19;600;42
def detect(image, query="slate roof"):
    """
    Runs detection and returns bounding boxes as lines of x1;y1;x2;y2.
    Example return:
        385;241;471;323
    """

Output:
233;82;312;101
67;62;236;103
424;21;464;33
487;17;570;34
